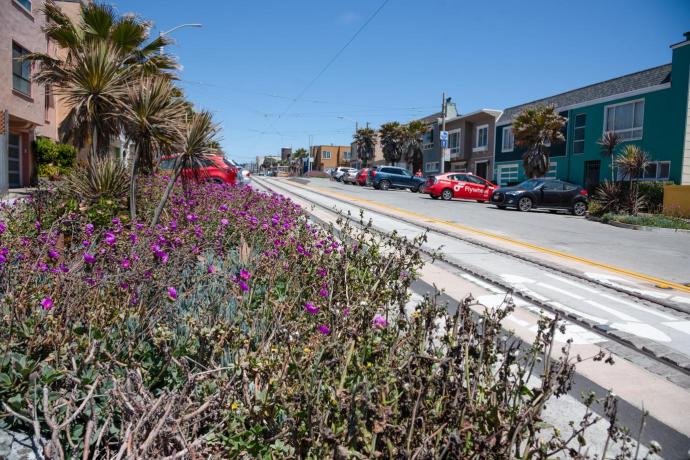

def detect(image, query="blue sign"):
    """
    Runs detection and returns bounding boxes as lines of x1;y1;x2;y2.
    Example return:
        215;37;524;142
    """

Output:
440;139;448;148
440;130;449;141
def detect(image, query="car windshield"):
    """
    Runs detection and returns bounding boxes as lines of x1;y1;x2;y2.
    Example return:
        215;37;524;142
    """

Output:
517;179;544;190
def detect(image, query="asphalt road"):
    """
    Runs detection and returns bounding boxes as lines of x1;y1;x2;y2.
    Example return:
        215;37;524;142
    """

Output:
296;177;690;285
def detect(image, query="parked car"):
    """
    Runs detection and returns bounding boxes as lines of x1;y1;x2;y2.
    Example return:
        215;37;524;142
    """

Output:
333;167;357;182
355;168;370;186
369;166;426;192
490;178;588;215
425;172;497;202
159;155;238;185
342;169;359;184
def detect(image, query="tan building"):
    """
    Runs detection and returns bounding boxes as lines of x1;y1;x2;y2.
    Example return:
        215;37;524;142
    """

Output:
311;145;351;171
443;109;502;181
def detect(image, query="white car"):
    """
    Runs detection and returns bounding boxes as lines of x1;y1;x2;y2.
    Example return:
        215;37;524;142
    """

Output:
333;167;357;182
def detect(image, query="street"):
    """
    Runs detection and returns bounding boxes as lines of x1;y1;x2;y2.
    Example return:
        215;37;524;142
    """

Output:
254;175;690;457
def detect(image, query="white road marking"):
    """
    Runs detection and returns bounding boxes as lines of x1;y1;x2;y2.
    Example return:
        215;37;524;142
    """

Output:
517;286;550;302
529;323;606;345
671;296;690;305
598;293;676;321
662;321;690;335
505;315;530;327
500;274;536;284
585;300;639;322
460;273;505;293
609;322;672;342
548;301;608;324
543;273;600;293
537;282;585;300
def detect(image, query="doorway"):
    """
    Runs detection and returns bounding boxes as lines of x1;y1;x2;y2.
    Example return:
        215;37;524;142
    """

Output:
475;160;488;180
584;160;601;191
8;133;21;188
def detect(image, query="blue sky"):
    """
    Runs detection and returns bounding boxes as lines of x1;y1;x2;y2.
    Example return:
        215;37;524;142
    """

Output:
113;0;689;163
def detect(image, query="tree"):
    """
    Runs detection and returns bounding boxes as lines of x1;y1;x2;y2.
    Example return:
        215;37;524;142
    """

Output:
262;157;278;170
597;131;621;183
26;0;178;156
151;111;220;227
615;144;650;215
379;122;405;165
402;120;426;172
121;77;186;220
354;127;376;167
512;105;567;178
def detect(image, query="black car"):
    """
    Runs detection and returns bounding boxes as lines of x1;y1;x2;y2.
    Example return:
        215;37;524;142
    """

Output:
490;179;588;216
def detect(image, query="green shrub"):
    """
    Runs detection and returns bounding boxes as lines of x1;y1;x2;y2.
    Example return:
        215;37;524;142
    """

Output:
586;200;605;217
64;155;130;202
37;163;60;179
34;137;59;164
638;181;672;214
33;137;78;177
55;143;77;170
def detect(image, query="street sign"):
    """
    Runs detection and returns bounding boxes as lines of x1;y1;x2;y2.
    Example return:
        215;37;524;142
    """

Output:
440;131;449;141
442;148;450;162
440;139;448;148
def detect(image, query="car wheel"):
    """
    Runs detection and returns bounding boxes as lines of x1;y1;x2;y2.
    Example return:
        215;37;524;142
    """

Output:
379;180;391;191
517;197;533;212
410;184;421;193
441;189;453;201
572;201;587;216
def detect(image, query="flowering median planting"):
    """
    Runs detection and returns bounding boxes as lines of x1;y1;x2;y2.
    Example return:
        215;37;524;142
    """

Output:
0;178;649;458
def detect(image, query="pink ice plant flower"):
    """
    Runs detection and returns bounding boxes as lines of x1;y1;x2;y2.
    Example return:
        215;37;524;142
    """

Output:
83;253;96;264
104;232;116;246
167;287;178;300
40;297;54;310
372;314;388;329
318;325;331;335
239;269;251;280
304;302;320;315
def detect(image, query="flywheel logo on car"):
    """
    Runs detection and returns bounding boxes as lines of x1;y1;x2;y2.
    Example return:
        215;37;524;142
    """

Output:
454;184;484;193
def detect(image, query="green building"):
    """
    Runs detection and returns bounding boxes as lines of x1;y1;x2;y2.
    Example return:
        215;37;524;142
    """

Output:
494;32;690;189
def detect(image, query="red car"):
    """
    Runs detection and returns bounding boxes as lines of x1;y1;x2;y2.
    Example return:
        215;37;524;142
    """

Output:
160;155;238;185
355;168;370;186
425;172;497;202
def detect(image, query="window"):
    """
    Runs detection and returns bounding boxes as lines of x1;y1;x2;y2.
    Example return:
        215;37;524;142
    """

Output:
15;0;32;12
450;163;466;172
423;129;434;150
449;129;461;155
546;161;557;179
343;151;351;160
617;161;670;181
474;125;488;151
12;42;31;96
322;151;332;159
501;126;514;152
573;114;586;154
425;162;439;172
604;100;644;140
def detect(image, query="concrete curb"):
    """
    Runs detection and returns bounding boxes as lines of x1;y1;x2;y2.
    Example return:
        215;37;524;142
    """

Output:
587;215;690;235
256;177;690;381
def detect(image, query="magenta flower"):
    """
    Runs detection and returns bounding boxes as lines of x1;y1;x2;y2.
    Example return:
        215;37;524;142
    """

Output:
35;220;41;231
220;218;229;226
168;286;178;300
318;287;329;298
48;249;59;259
85;223;94;236
0;221;6;234
0;254;6;264
82;239;91;247
120;258;130;269
342;307;350;317
40;297;54;310
372;314;388;329
318;325;331;335
83;253;96;264
186;214;198;222
104;232;116;246
304;302;320;315
238;280;249;292
317;268;328;277
239;269;251;280
207;264;216;274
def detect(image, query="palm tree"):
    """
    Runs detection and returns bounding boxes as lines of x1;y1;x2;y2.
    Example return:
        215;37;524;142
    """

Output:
121;77;186;220
354;127;376;167
26;1;178;155
151;111;220;227
512;105;567;178
597;131;621;182
402;120;426;172
379;122;405;165
615;144;650;215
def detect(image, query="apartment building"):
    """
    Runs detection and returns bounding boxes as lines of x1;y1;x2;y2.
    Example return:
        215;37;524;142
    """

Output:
311;145;351;171
442;109;501;181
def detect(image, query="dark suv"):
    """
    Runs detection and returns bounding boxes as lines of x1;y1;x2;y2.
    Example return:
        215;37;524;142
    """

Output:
490;179;589;216
369;166;426;192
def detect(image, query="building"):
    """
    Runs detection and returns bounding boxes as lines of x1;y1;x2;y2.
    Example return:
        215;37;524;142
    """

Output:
350;133;384;169
494;32;690;188
311;145;350;171
418;102;458;175
442;109;501;180
280;147;292;162
1;0;60;193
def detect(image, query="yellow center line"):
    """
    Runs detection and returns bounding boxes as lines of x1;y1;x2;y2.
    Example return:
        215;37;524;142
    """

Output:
280;179;690;295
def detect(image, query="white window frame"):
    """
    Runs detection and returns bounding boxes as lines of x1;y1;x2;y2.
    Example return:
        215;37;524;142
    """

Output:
572;113;586;155
423;129;434;150
501;126;514;152
603;99;644;141
322;151;332;159
616;160;670;181
448;129;461;155
425;161;439;173
473;124;489;152
496;163;519;186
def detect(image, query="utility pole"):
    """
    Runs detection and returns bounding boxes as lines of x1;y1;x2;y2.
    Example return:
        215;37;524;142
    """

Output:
440;92;447;174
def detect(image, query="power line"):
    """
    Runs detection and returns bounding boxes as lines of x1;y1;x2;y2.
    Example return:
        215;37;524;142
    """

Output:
261;0;391;133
